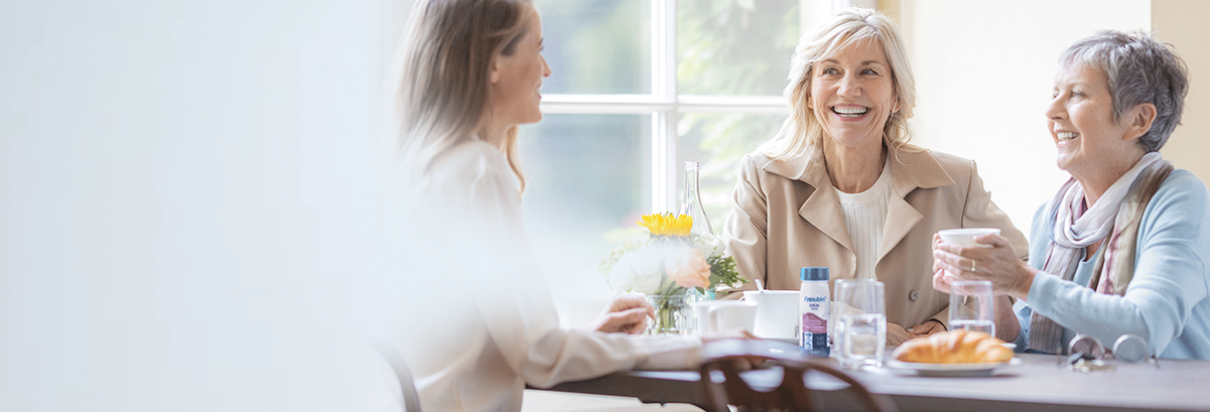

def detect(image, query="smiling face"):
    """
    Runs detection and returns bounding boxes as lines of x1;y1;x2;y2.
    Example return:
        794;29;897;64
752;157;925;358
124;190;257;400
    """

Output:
809;38;898;151
1047;63;1143;181
489;9;552;127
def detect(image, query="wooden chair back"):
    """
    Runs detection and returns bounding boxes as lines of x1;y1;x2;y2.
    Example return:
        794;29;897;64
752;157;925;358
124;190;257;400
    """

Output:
698;339;896;412
377;344;423;412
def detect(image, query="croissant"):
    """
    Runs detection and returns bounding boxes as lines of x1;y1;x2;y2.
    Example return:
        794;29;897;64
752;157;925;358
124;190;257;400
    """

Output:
892;330;1014;364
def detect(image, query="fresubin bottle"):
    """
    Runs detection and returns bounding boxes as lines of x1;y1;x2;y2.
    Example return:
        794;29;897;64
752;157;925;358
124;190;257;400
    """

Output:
799;267;830;356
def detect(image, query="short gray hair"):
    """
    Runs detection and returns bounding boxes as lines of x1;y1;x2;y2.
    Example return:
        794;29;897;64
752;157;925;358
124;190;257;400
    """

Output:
1059;30;1189;152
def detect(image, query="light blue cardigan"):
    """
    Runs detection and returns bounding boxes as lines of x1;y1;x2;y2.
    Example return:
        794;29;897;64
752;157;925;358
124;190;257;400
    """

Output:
1013;169;1210;359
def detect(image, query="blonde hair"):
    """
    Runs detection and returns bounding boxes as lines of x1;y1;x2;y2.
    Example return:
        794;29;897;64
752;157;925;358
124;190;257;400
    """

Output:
395;0;534;192
762;7;919;160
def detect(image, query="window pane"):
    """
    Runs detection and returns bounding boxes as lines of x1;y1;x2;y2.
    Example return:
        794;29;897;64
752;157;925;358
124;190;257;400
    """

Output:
678;2;799;96
540;1;651;94
518;114;652;319
677;113;785;234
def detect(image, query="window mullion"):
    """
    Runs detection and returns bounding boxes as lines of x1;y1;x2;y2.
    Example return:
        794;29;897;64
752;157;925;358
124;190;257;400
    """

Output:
651;0;677;214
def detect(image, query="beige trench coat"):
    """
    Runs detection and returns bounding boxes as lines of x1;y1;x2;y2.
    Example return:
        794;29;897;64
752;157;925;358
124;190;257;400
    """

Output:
721;146;1028;329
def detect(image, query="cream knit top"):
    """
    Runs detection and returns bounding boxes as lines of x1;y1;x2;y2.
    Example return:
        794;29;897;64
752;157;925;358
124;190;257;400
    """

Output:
834;159;893;280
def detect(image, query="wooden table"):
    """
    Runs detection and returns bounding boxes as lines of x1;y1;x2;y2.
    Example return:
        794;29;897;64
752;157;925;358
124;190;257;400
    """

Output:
538;353;1210;412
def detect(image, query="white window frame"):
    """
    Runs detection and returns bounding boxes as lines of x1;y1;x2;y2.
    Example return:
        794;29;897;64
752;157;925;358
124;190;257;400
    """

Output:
538;0;869;214
537;0;871;212
538;0;782;215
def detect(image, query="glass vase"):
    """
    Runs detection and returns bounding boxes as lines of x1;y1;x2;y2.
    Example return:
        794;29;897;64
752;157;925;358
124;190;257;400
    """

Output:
680;161;714;236
645;292;700;335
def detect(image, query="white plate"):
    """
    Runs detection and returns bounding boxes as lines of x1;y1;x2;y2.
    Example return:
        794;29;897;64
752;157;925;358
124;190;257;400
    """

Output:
765;337;799;345
886;358;1021;377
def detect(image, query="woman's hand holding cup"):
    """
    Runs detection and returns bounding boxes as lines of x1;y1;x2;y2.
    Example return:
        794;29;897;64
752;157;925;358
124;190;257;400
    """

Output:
932;229;1037;300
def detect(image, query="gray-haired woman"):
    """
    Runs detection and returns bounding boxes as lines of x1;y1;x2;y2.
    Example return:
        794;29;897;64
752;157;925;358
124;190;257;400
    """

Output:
933;31;1210;359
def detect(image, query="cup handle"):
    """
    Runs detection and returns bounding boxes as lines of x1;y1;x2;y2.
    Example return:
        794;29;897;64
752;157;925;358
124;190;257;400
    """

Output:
707;306;722;334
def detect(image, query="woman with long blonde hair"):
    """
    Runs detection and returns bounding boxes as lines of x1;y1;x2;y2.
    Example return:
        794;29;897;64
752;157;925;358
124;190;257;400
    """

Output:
389;1;708;411
722;8;1027;345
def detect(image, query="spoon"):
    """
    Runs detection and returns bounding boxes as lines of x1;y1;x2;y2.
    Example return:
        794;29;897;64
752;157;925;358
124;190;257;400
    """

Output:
755;278;765;293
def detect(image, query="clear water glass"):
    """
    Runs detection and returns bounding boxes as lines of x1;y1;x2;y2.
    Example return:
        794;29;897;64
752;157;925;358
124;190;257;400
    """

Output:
950;319;995;334
949;280;995;337
841;313;886;368
829;279;856;358
833;279;886;369
645;293;700;335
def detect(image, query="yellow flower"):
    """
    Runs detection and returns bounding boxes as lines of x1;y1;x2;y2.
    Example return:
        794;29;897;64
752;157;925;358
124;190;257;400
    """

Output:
636;213;693;237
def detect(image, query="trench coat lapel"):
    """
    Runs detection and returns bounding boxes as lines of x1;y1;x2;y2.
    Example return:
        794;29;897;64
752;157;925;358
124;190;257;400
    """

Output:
800;175;853;253
762;147;955;266
763;151;854;253
877;149;955;262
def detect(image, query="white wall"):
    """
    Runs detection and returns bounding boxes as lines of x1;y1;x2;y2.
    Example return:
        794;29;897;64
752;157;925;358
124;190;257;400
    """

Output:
1154;0;1210;183
901;0;1152;234
0;1;413;410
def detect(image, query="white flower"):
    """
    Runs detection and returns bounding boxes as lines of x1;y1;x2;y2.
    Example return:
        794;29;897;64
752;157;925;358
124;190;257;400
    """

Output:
606;246;665;294
598;240;650;277
692;233;726;260
664;245;710;289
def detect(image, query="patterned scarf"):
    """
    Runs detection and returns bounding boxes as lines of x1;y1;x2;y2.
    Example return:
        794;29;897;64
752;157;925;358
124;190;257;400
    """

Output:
1029;152;1173;354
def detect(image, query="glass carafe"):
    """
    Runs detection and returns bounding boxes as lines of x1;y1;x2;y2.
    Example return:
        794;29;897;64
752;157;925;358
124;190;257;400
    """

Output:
679;161;713;236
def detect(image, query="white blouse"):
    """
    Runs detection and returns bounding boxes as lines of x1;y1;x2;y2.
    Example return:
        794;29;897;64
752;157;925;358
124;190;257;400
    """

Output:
834;159;892;281
386;139;701;412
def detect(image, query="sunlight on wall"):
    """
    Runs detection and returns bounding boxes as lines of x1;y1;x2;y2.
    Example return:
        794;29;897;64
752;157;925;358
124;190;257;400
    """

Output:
1153;0;1210;184
0;1;391;409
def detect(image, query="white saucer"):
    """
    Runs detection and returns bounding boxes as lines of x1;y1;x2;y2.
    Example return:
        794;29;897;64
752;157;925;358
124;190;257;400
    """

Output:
886;358;1021;377
765;337;799;345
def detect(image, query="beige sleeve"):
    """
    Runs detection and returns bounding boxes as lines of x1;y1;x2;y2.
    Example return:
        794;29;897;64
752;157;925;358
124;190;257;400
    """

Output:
929;159;1030;329
460;148;702;389
960;159;1029;260
477;281;704;388
929;306;952;330
719;155;769;299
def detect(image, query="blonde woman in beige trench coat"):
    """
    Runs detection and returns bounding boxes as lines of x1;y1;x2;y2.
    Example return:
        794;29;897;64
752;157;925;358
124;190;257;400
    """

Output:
720;8;1027;345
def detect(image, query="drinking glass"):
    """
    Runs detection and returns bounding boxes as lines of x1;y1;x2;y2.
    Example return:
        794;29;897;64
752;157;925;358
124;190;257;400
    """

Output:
829;279;853;356
646;293;700;335
833;279;886;369
949;280;995;336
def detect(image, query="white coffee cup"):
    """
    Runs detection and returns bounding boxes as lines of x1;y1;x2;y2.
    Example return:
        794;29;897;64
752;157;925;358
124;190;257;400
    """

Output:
937;228;1000;279
694;301;757;336
938;228;1000;248
742;290;799;340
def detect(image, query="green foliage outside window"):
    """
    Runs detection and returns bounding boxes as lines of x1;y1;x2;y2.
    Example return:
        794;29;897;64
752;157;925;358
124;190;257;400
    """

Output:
678;0;799;233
